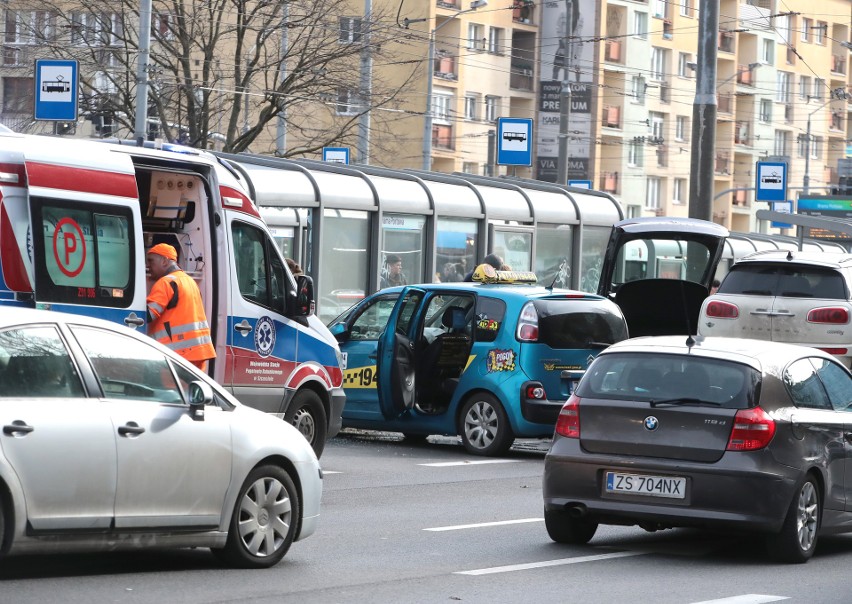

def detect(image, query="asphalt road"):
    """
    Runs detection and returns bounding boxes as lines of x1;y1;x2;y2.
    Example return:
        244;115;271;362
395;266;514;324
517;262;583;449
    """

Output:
3;430;852;603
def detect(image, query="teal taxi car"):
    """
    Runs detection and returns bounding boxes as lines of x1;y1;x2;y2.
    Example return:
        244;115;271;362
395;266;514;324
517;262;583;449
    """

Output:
328;267;629;455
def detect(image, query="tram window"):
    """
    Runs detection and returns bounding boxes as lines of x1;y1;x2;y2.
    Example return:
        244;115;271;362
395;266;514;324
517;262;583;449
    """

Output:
579;225;609;293
319;209;369;323
491;229;532;271
436;218;477;283
381;214;425;286
536;225;573;288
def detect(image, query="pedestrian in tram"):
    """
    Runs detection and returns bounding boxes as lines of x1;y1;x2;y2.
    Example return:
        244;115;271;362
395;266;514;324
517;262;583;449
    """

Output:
145;243;216;373
380;254;408;289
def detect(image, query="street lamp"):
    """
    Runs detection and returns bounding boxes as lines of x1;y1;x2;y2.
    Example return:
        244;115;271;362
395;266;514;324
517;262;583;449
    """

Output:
410;0;488;171
803;87;850;195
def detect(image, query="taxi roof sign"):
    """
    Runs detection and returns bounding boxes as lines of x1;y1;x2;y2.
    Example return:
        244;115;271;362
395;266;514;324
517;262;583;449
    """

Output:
471;264;537;284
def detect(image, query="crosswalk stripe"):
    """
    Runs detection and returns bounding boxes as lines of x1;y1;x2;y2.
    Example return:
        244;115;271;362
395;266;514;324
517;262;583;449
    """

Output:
455;550;646;575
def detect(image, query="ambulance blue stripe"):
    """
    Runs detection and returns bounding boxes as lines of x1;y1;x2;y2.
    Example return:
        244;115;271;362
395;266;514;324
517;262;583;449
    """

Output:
28;304;148;329
228;315;338;367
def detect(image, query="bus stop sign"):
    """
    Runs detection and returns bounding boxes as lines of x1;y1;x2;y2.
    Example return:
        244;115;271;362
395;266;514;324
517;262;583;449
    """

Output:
34;59;78;121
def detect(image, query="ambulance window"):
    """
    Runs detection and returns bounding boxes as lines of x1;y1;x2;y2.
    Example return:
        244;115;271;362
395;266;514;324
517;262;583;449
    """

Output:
31;200;135;308
232;221;284;313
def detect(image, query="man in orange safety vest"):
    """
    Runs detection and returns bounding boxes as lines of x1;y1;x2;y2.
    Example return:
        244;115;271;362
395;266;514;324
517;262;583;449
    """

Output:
145;243;216;372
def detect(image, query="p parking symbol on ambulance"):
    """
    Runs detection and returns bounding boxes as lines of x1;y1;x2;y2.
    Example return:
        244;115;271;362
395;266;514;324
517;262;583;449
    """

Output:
52;217;86;278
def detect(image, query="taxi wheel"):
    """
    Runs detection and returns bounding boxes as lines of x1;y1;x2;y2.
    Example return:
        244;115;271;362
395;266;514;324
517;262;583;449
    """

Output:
766;475;820;563
544;508;598;544
285;389;327;458
214;465;299;568
459;393;514;456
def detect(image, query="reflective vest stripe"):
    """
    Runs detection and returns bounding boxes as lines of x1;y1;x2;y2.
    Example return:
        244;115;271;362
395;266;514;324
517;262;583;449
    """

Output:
150;321;211;341
148;301;165;315
163;334;214;352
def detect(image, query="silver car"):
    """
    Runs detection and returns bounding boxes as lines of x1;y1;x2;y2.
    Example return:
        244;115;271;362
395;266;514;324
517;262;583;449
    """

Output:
0;308;322;568
543;335;852;563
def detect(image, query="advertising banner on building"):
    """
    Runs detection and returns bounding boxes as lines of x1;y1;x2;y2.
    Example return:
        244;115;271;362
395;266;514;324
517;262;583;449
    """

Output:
536;0;596;183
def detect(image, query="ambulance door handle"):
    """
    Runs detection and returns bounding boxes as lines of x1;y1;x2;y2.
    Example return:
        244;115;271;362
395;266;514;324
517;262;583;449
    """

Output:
124;312;145;328
235;320;253;336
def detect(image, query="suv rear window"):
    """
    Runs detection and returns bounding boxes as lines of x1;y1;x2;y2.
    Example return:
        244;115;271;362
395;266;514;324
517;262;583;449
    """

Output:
719;264;848;299
533;300;627;349
577;352;760;409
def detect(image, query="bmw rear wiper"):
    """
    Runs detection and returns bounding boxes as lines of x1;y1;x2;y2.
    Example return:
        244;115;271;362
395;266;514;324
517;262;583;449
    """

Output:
649;398;722;408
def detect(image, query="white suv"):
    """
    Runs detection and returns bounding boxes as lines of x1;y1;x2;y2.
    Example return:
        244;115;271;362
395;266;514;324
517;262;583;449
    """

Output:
698;250;852;367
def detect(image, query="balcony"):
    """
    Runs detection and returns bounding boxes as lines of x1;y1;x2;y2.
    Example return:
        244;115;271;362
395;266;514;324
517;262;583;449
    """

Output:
734;120;751;145
786;45;797;65
512;0;535;25
656;146;668;168
436;0;459;8
718;31;735;53
605;40;622;63
717;93;733;114
832;54;847;75
662;19;673;40
733;189;749;206
830;111;844;131
784;103;794;123
736;64;755;85
599;171;619;194
434;52;458;81
510;62;534;91
602;105;621;129
432;124;455;150
715;152;731;175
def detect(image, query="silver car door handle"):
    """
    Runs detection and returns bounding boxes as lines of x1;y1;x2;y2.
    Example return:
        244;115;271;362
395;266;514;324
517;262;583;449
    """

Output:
3;422;34;436
118;423;146;437
749;310;774;315
234;319;253;335
773;311;796;316
123;312;145;328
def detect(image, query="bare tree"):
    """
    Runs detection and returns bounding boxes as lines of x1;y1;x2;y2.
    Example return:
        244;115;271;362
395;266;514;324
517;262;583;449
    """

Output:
14;0;418;155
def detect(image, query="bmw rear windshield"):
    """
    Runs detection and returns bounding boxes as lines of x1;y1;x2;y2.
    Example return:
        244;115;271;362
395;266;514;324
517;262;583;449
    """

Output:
576;352;760;409
533;300;628;349
719;264;848;299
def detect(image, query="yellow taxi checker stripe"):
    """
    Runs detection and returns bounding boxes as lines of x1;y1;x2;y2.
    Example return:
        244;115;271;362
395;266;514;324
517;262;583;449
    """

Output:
343;365;379;389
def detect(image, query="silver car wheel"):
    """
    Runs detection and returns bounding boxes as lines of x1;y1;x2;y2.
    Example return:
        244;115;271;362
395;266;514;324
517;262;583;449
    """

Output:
797;481;819;552
464;400;498;450
291;407;316;443
238;476;293;558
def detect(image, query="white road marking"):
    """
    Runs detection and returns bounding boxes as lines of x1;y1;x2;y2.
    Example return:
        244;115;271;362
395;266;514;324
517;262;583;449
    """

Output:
690;596;789;604
424;518;543;532
419;459;523;467
455;550;646;575
321;470;342;474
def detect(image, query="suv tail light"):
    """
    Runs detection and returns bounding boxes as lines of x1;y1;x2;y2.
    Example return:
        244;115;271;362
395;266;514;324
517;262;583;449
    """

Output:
726;406;775;451
554;394;580;438
516;302;539;342
807;307;849;324
705;300;739;319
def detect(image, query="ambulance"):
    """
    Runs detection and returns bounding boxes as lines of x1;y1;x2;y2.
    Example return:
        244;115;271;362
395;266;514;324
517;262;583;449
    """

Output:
0;132;344;457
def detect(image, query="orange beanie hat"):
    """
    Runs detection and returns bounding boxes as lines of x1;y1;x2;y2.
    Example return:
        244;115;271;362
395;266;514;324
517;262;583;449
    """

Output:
148;243;178;261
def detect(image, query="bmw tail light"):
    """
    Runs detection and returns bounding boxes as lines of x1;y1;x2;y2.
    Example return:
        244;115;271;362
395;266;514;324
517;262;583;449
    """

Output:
555;394;580;438
726;406;776;451
516;302;539;342
807;307;849;324
705;300;739;319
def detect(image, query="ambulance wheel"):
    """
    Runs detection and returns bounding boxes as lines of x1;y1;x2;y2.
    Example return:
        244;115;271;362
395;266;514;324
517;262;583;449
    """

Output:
214;465;299;568
285;389;327;458
459;393;514;456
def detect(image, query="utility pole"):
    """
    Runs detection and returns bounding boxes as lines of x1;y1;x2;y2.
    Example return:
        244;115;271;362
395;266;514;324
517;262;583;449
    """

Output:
357;0;373;164
134;0;152;144
687;0;719;220
275;4;289;156
556;0;573;185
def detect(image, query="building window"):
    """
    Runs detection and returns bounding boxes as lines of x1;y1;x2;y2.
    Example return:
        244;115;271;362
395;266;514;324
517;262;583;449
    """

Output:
633;12;648;39
679;0;692;17
761;39;774;65
631;76;646;104
336;88;359;115
652;0;666;19
650;111;665;140
462;162;479;175
812;136;823;159
33;11;55;43
775;72;790;103
464;94;478;121
673;178;686;203
628;139;644;167
774;130;789;157
812;79;824;100
153;13;173;41
675;116;688;141
484;95;499;122
815;22;826;45
799;75;811;100
467;23;484;51
488;27;503;54
433;90;453;123
339;17;362;43
800;17;811;43
759;99;772;122
678;52;693;77
651;47;668;80
4;11;25;44
2;76;34;113
646;177;661;210
797;134;808;158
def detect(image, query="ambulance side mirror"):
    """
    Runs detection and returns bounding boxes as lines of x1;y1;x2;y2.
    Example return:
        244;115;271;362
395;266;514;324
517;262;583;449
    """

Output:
288;275;315;317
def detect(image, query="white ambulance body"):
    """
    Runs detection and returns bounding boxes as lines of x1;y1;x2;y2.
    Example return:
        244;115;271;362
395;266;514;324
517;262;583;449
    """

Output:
0;132;344;457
